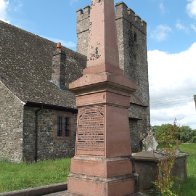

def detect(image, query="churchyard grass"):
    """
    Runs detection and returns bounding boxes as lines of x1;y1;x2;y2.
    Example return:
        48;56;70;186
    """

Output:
0;158;71;193
177;143;196;196
0;144;195;194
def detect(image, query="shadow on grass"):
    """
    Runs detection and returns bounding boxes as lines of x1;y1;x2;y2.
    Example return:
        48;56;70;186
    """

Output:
176;176;196;196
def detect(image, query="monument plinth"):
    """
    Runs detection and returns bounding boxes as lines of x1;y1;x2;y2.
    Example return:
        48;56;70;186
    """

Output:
68;0;136;195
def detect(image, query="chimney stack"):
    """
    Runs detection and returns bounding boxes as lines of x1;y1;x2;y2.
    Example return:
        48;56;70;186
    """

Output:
51;43;66;89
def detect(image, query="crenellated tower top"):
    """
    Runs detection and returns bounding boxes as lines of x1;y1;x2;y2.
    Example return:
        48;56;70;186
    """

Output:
76;2;147;36
115;2;147;34
76;6;90;21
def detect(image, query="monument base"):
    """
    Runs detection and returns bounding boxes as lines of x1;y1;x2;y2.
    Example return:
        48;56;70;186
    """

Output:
68;156;135;196
70;156;133;178
68;174;135;196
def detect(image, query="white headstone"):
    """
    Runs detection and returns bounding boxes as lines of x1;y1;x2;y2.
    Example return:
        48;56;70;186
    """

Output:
142;129;158;151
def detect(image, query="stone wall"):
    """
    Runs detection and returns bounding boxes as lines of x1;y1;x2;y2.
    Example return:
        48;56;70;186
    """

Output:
129;104;149;152
115;2;150;151
0;20;84;162
76;6;90;56
76;2;150;152
51;46;66;89
0;81;24;162
132;152;188;190
23;106;77;161
23;107;36;162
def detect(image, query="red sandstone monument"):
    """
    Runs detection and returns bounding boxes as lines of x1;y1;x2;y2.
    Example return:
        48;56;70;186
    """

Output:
68;0;136;195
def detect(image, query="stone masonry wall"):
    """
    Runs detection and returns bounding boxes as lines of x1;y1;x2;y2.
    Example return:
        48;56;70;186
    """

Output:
115;3;150;151
77;2;150;107
76;2;150;152
129;104;148;152
23;107;36;162
0;81;24;162
76;6;90;56
23;106;77;161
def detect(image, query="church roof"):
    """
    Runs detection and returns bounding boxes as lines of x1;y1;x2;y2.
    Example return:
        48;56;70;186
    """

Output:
0;20;86;109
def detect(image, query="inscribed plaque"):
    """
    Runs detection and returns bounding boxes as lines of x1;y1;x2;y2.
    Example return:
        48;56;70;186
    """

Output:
77;105;105;155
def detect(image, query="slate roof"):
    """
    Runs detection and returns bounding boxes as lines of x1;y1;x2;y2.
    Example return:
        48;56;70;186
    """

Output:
0;20;86;109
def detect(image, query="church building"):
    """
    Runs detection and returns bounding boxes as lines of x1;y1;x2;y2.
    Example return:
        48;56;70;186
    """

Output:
0;2;150;162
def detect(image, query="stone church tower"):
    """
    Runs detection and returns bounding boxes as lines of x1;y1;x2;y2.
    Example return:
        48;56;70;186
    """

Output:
76;2;150;152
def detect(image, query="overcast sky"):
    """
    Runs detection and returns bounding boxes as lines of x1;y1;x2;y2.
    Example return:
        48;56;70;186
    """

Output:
0;0;196;128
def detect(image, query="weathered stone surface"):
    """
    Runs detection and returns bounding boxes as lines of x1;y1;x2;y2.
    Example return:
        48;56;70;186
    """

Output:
76;7;90;56
0;20;86;109
0;81;24;162
0;0;150;162
51;43;66;89
0;20;84;162
68;0;135;195
23;107;77;161
132;152;188;190
142;129;158;151
76;2;150;152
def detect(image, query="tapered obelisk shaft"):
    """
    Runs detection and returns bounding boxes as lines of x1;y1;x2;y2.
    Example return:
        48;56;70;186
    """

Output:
87;0;119;68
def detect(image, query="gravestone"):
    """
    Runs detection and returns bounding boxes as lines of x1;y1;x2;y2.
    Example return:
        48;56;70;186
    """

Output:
132;129;188;190
67;0;136;195
142;129;158;151
132;151;188;190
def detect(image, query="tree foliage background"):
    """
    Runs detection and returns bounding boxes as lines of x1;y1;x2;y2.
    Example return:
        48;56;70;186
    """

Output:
153;124;196;144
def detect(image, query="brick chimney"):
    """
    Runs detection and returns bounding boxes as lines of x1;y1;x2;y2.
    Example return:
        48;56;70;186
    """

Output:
51;43;66;89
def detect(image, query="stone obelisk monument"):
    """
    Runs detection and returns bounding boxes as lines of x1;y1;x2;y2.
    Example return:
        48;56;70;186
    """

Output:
68;0;136;195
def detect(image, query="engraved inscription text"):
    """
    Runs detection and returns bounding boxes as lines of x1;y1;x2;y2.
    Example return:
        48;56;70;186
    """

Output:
77;106;104;153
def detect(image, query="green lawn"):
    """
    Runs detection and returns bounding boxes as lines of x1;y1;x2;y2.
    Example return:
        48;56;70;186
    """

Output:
178;143;196;196
0;144;195;194
0;158;71;193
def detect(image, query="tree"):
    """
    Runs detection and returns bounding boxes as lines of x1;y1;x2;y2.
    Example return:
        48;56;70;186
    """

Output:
153;124;196;144
153;122;178;196
153;123;179;148
178;126;196;143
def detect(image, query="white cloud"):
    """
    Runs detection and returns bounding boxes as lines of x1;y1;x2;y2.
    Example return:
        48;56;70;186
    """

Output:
0;0;23;23
176;21;189;33
70;0;79;5
159;2;166;14
62;41;76;50
53;39;76;50
151;24;172;42
148;43;196;128
11;0;22;12
0;0;9;22
187;0;196;18
191;24;196;31
175;21;196;33
43;36;76;50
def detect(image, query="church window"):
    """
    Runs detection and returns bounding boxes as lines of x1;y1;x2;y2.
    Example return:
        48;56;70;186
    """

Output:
65;117;70;137
57;116;63;136
56;115;70;137
134;32;137;42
